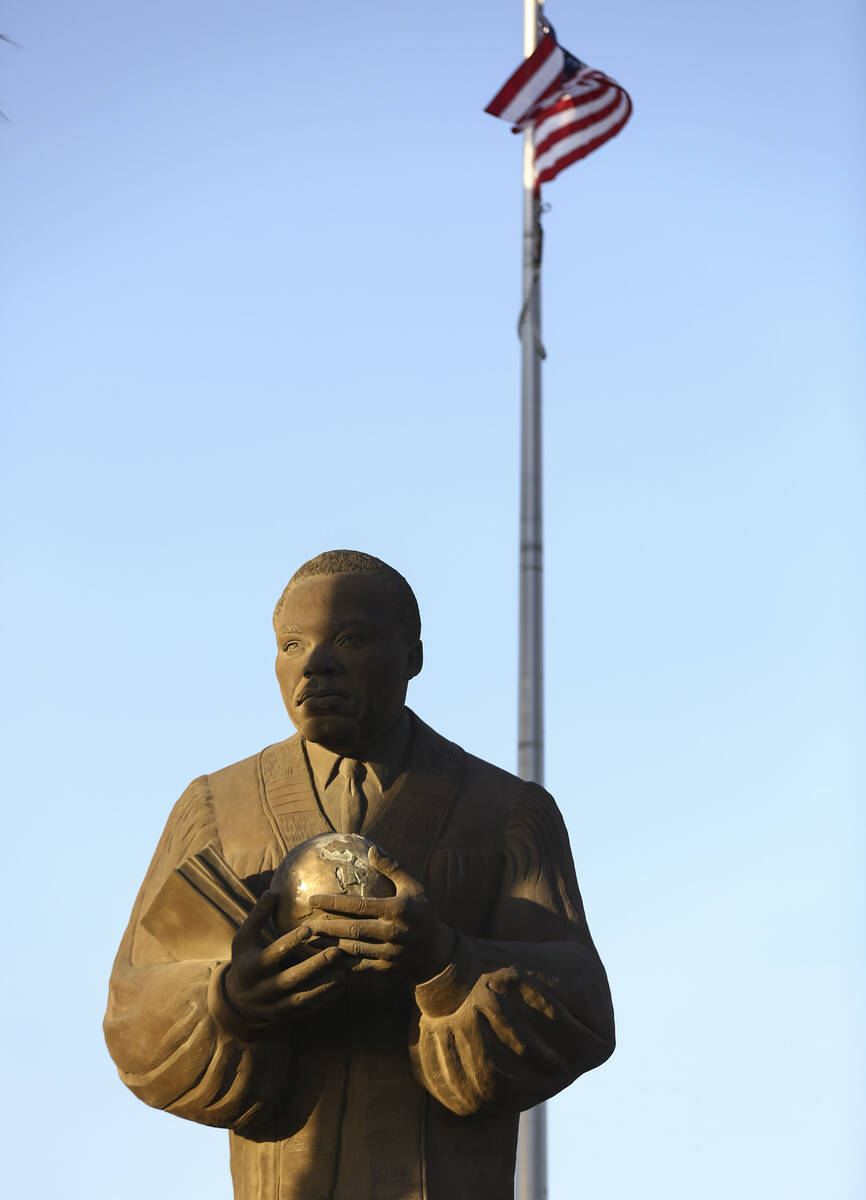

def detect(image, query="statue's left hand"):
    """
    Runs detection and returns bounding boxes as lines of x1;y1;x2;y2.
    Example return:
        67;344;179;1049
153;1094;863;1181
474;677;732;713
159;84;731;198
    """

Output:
306;848;457;983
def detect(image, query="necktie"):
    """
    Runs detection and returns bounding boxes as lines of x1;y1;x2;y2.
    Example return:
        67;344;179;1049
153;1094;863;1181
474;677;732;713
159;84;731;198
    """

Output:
336;757;367;833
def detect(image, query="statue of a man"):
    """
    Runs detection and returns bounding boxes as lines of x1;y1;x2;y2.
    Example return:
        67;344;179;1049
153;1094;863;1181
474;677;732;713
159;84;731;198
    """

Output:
105;550;614;1200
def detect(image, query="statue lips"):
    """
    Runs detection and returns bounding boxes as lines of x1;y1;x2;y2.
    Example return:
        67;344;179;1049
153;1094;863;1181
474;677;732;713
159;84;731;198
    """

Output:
296;684;353;713
301;693;350;713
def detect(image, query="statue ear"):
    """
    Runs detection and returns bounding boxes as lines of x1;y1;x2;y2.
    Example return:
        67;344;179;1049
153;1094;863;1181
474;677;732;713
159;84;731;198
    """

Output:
405;640;423;681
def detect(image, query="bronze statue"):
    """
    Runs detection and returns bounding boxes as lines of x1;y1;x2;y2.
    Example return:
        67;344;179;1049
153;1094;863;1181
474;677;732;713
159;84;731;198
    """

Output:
105;550;614;1200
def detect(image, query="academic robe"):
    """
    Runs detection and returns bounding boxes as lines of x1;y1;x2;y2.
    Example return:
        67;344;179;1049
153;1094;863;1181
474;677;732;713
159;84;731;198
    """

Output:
104;712;614;1200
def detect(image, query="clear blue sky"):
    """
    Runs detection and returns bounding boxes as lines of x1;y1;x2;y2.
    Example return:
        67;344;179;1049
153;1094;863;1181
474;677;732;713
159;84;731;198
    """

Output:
2;2;863;1196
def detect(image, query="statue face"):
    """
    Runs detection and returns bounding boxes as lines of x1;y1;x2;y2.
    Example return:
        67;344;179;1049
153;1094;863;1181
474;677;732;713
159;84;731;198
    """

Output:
274;572;422;755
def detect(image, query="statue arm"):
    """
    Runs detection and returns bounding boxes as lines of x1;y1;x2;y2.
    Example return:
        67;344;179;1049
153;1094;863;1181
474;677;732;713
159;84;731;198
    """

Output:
409;785;615;1116
103;777;289;1131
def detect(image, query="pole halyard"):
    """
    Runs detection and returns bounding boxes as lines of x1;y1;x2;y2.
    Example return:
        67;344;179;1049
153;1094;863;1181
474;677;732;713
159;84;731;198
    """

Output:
516;0;546;1197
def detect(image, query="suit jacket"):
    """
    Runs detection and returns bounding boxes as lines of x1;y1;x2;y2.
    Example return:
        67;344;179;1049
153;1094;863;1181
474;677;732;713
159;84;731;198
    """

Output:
104;712;614;1200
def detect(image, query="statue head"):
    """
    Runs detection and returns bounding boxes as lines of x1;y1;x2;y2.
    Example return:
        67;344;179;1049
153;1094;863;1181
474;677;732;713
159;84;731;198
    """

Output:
273;550;423;755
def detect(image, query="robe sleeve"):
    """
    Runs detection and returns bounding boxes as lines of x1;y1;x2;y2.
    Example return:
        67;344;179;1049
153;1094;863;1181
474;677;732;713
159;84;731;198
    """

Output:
103;777;290;1131
409;783;614;1116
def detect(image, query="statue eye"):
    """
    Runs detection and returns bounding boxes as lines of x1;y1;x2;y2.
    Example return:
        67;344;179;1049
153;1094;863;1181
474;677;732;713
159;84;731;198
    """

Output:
282;639;300;652
338;634;365;648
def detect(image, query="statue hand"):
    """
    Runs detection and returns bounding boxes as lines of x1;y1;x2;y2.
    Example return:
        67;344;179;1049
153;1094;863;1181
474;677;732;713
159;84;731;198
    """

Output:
306;848;457;983
224;892;345;1026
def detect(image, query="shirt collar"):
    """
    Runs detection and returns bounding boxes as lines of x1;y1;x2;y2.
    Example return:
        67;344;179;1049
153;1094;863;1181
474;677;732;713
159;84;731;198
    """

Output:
304;709;412;794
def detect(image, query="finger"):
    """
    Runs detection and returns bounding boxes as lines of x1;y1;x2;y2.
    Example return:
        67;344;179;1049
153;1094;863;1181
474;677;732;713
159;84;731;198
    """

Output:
270;946;346;992
350;957;402;975
325;938;402;961
484;967;520;996
486;974;578;1060
258;923;313;970
243;967;346;1019
232;892;277;955
308;893;400;918
481;1002;572;1073
251;948;345;1003
368;846;424;897
305;914;404;943
270;972;345;1016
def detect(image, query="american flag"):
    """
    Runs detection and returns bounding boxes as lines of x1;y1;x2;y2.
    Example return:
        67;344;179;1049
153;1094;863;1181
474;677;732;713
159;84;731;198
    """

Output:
485;31;632;187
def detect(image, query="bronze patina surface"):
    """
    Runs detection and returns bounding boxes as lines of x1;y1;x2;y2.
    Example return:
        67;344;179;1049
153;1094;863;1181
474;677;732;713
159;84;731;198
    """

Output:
105;550;614;1200
270;833;396;937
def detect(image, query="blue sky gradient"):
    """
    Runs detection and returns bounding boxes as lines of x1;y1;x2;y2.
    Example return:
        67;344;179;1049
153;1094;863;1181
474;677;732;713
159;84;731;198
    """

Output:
2;2;863;1196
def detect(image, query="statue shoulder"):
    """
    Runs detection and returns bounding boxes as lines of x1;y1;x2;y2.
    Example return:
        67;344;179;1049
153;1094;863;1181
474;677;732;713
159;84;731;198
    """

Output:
203;735;298;792
461;750;555;822
412;712;552;827
199;736;300;841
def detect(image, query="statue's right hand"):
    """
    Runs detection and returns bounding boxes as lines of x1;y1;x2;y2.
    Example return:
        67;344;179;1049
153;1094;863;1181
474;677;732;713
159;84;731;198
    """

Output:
224;892;345;1025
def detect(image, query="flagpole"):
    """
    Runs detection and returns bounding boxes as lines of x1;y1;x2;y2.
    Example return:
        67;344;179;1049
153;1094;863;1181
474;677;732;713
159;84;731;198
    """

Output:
516;0;546;1197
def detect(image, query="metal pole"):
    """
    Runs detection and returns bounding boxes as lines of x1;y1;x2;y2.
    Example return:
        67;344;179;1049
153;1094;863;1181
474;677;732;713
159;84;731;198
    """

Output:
517;0;544;794
516;1;546;1198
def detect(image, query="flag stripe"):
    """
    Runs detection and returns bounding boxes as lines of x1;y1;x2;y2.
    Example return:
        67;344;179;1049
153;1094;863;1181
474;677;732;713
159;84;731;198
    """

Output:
484;34;564;125
534;91;631;175
531;81;610;142
534;72;617;122
534;91;633;184
533;90;624;159
510;62;590;130
485;41;632;186
516;64;577;127
495;47;565;125
535;117;631;185
535;73;609;118
484;33;557;115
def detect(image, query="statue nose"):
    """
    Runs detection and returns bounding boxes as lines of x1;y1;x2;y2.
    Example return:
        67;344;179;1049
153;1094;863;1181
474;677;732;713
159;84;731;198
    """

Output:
303;643;341;676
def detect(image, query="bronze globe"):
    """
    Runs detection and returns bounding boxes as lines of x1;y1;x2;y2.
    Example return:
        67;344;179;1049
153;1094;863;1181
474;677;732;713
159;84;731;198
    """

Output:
270;832;396;936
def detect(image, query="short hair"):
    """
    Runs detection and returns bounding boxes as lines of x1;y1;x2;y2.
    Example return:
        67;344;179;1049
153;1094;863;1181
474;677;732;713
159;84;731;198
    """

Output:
273;550;421;643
